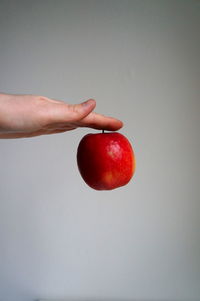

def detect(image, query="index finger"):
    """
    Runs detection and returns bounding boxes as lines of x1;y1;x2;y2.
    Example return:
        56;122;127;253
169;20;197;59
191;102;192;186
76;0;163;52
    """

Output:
76;111;123;131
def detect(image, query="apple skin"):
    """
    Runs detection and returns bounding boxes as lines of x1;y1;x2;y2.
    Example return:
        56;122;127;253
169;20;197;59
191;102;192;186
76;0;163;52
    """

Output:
77;132;135;190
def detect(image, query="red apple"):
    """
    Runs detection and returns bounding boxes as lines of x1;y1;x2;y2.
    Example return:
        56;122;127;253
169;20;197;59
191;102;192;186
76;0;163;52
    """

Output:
77;132;135;190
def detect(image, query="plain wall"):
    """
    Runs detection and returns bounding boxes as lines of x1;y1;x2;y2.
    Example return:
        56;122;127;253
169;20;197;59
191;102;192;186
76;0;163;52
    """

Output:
0;1;200;301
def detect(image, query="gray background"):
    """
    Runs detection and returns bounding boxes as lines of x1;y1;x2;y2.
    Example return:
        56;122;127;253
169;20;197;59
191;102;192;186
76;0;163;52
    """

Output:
0;1;200;301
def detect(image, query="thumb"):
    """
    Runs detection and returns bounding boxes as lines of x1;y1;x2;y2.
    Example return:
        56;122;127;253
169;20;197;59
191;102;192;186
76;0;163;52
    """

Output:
49;99;96;123
66;99;96;121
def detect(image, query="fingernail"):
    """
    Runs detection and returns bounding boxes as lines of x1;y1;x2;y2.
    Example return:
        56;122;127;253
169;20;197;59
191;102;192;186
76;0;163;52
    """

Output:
82;99;94;107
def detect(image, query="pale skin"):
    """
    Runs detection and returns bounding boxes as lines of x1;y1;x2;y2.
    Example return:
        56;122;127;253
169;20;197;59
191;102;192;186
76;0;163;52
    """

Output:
0;93;123;138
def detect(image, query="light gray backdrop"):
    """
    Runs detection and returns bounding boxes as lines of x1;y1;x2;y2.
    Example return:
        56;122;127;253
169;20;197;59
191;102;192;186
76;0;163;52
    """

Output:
0;1;199;301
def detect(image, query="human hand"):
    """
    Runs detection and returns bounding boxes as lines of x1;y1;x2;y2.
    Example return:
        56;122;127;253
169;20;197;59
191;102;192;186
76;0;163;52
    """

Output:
0;93;123;138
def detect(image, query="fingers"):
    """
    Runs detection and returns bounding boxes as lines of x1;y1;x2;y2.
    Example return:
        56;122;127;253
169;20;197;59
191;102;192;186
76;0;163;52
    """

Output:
76;111;123;131
46;98;123;131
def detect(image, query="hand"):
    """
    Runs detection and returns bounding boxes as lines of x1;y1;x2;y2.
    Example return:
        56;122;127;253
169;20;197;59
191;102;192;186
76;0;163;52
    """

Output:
0;93;123;138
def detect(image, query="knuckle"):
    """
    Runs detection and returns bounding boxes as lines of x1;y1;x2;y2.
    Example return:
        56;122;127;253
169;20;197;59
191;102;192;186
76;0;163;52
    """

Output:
35;95;49;103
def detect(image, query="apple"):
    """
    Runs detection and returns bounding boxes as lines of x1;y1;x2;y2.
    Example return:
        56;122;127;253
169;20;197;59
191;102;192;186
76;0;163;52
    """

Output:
77;132;135;190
